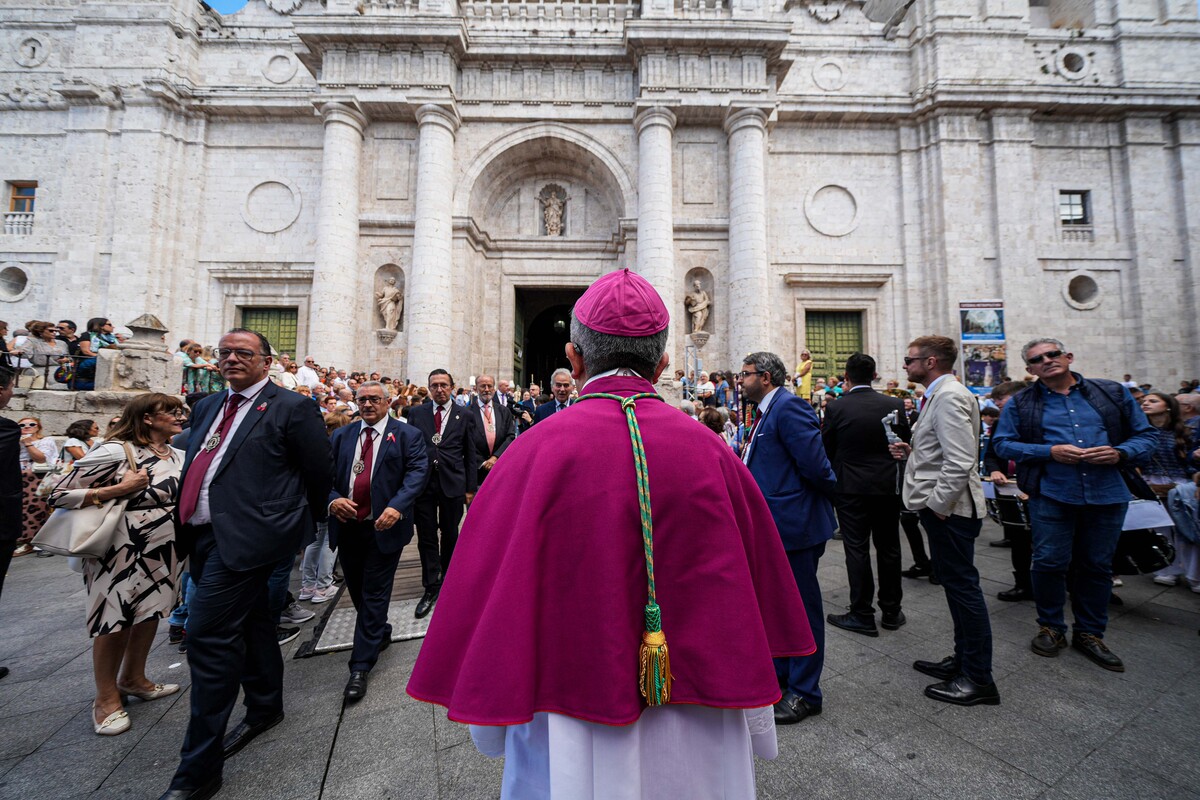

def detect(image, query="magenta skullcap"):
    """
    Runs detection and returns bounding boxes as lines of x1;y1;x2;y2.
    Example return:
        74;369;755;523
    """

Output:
573;268;669;337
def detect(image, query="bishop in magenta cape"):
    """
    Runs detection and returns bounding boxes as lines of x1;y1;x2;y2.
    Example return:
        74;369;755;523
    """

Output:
406;373;816;726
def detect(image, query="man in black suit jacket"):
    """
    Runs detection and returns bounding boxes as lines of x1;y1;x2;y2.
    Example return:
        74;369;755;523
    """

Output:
160;329;332;800
328;381;428;701
822;353;912;637
408;369;479;619
532;368;574;423
467;375;515;487
0;367;20;682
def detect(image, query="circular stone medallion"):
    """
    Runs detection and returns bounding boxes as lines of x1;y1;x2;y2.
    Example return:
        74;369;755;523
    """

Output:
804;184;860;237
242;180;302;234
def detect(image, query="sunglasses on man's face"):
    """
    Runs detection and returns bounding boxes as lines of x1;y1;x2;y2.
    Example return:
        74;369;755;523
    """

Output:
1025;349;1065;366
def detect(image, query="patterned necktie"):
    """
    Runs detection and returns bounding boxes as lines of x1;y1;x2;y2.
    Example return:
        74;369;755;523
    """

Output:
178;393;244;524
352;428;375;521
483;404;495;453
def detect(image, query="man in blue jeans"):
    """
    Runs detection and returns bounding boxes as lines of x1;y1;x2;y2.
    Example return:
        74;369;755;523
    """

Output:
993;338;1156;672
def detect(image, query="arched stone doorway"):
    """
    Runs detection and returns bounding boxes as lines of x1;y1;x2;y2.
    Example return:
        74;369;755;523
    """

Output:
514;287;584;387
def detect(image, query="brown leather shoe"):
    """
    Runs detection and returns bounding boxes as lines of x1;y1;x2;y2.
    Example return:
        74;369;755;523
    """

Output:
1031;626;1067;657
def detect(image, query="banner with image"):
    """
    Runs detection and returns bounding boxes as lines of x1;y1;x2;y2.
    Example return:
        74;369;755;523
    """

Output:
959;300;1006;396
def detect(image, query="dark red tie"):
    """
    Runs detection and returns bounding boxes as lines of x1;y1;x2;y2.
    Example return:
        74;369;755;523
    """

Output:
179;394;244;524
434;405;444;434
353;428;375;521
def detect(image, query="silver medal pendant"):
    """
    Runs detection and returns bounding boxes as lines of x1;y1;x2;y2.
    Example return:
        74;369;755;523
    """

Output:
431;432;442;445
203;432;221;452
352;460;365;475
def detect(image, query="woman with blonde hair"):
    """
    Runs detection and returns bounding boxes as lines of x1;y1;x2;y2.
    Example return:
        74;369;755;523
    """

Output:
48;393;187;735
11;417;58;557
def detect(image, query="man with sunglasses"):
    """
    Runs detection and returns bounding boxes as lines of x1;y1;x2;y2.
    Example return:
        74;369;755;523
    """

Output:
159;329;331;800
992;338;1156;673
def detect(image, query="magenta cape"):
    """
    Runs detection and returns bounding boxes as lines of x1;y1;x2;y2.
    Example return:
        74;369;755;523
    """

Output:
406;376;816;726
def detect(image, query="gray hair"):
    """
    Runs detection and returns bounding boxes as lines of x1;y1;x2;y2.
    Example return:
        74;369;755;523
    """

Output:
679;401;696;416
569;312;669;379
743;351;788;389
1020;337;1067;364
551;368;573;384
356;380;385;396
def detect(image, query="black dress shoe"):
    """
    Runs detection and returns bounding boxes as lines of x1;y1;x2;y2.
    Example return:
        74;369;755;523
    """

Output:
157;777;222;800
913;655;959;680
881;610;906;631
901;565;931;579
989;538;1013;548
414;590;438;619
924;675;1000;706
345;670;369;701
0;666;8;680
773;691;821;725
222;712;284;759
1031;626;1067;657
1071;633;1125;672
997;586;1032;601
827;612;879;637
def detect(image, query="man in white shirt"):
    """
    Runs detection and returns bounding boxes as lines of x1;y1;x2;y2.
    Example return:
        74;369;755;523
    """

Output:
295;356;321;390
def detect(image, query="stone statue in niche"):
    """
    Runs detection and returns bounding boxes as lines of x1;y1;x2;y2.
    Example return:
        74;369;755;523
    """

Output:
376;276;404;331
684;278;711;333
538;185;570;237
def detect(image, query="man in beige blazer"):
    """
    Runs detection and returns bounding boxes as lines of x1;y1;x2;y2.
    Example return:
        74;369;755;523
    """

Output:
889;335;997;707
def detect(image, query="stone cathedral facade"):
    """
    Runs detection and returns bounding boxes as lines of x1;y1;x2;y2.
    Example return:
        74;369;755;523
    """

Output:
1;0;1198;387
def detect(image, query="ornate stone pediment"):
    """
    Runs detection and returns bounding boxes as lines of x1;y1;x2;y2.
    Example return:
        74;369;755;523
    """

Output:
265;0;306;13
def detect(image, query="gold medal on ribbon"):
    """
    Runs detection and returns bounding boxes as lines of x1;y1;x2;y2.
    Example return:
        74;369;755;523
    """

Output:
204;432;221;452
431;433;442;445
352;460;365;475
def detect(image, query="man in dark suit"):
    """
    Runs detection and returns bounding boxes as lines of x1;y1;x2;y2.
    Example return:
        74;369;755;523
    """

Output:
532;369;574;423
328;381;428;701
822;353;911;637
740;351;838;725
468;375;515;487
0;366;21;682
408;369;479;619
159;329;332;800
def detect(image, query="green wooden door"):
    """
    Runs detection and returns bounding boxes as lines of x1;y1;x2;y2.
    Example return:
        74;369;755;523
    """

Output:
240;307;298;359
805;311;863;382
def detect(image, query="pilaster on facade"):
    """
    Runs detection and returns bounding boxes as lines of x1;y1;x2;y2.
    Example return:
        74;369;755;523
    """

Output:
634;105;678;353
724;105;772;362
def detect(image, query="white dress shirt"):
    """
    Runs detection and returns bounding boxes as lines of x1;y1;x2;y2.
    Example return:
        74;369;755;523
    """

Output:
342;417;389;520
295;365;320;389
741;386;781;465
190;376;271;525
434;402;453;435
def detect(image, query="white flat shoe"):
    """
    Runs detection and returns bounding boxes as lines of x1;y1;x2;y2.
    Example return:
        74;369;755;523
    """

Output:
93;704;130;736
118;682;180;701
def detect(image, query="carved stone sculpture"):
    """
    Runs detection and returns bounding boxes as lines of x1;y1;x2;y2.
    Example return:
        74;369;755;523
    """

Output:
376;276;404;331
684;279;711;333
539;192;569;237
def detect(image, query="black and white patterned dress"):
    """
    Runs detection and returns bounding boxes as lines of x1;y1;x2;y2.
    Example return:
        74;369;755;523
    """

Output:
49;442;183;637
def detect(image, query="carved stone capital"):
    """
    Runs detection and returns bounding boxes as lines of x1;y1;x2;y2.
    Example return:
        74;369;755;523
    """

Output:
723;106;769;136
317;100;368;135
635;106;677;134
415;103;461;136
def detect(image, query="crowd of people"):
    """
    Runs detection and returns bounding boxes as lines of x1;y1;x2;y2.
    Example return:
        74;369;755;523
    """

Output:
0;281;1197;798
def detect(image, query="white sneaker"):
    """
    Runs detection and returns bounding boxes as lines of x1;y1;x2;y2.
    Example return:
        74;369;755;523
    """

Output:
310;586;339;604
1153;575;1179;587
280;602;315;624
298;587;315;602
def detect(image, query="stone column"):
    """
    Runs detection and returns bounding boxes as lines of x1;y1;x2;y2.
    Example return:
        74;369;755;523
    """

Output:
725;107;770;364
310;101;366;365
406;104;460;382
635;106;677;359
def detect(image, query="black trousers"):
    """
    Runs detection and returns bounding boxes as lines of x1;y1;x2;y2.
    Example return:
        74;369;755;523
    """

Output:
836;494;903;616
0;540;13;602
171;526;282;790
920;509;993;685
901;510;931;568
338;520;402;673
414;488;464;591
1005;523;1033;590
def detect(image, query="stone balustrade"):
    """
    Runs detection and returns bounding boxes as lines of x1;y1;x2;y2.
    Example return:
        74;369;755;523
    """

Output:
3;212;34;236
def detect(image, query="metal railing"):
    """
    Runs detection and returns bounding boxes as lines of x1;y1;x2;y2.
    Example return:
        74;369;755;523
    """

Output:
14;354;91;390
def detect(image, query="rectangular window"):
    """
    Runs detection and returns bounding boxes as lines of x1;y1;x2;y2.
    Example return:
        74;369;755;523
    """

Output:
8;182;36;214
240;307;298;360
1058;190;1090;226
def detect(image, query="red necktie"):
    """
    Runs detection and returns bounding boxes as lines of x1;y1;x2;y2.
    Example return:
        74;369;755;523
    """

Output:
741;413;762;459
483;404;495;453
434;405;444;434
353;428;375;521
179;394;244;524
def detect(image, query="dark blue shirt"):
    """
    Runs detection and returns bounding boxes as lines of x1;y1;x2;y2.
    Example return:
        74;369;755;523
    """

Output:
992;378;1157;505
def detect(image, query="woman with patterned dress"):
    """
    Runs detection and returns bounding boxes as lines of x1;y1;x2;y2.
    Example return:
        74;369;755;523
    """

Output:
11;416;58;557
49;393;186;736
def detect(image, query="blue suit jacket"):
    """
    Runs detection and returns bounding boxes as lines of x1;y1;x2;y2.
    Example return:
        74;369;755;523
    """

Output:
745;389;838;551
327;418;430;554
176;381;333;570
533;399;571;424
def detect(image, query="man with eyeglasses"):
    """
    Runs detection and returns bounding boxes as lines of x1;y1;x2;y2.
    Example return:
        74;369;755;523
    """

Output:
738;351;837;725
468;375;515;487
327;381;429;701
159;329;332;800
295;355;320;390
992;338;1156;673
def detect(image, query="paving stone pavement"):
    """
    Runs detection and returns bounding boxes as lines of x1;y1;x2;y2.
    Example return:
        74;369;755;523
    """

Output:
1;521;1198;800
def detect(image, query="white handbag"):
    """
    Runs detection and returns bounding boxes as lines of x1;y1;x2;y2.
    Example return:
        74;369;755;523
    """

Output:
31;441;138;559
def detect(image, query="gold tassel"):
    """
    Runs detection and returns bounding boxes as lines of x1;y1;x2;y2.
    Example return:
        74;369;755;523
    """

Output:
639;628;673;706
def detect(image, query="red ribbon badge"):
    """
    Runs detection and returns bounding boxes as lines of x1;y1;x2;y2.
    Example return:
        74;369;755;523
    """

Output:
256;403;267;412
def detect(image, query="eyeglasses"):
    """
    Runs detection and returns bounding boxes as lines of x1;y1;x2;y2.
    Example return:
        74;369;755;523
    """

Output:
903;356;930;365
157;410;188;419
18;422;38;429
357;396;387;405
735;370;761;379
216;348;267;361
1025;349;1065;365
